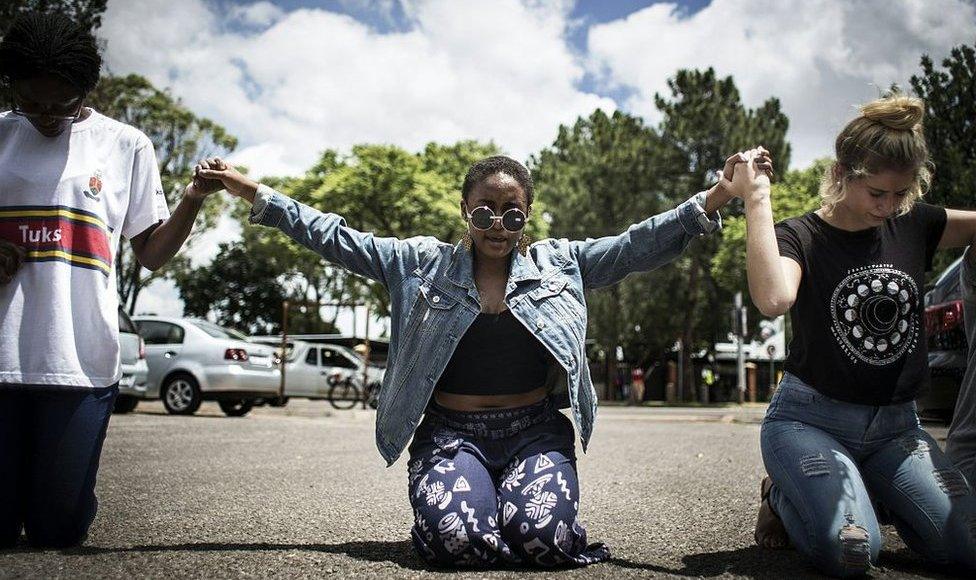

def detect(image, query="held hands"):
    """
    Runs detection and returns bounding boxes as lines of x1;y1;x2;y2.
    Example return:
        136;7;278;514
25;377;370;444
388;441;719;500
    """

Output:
0;239;26;285
184;158;226;201
186;158;260;204
718;146;774;202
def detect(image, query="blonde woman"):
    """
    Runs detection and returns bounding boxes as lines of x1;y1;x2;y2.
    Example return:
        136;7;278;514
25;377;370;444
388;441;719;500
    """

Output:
735;95;976;576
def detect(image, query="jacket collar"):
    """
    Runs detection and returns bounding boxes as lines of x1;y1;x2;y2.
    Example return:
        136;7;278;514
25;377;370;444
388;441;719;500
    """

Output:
445;241;543;291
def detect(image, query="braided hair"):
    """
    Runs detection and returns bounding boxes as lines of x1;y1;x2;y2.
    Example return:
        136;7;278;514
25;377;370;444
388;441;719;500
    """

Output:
0;12;101;93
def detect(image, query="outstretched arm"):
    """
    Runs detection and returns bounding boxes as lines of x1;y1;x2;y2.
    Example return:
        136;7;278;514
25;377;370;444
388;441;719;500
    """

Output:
939;209;976;249
197;161;428;289
569;150;766;289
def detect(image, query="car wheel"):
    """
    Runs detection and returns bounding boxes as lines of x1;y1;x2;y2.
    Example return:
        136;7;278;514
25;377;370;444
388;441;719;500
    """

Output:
113;394;139;414
218;399;253;417
161;374;202;415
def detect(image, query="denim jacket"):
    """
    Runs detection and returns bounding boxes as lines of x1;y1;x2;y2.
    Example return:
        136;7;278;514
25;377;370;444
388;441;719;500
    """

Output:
250;186;721;465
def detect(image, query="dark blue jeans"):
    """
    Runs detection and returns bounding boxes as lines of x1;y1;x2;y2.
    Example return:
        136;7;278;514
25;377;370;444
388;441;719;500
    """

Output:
406;398;610;567
762;373;976;577
0;384;118;548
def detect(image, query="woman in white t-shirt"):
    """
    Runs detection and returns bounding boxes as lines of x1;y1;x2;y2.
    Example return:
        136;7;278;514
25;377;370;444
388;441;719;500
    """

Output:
0;12;221;548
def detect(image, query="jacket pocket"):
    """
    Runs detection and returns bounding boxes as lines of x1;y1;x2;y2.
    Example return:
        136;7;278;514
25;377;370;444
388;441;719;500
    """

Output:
530;275;569;300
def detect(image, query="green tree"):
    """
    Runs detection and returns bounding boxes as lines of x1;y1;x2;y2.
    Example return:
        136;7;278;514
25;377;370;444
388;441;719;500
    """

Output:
711;160;825;297
911;42;976;209
304;142;495;318
911;41;976;276
532;109;676;395
174;221;341;336
175;233;288;335
654;68;791;399
87;74;238;313
178;141;527;332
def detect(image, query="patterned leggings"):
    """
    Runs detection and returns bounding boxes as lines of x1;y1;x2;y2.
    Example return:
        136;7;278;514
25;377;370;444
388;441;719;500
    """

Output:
406;398;610;567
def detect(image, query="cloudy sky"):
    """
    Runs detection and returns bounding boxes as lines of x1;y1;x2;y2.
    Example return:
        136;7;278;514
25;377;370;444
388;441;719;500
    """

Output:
99;0;976;331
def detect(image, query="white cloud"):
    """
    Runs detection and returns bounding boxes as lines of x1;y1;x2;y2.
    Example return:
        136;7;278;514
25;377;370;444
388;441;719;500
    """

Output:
587;0;976;168
102;0;615;316
100;0;612;179
133;279;184;317
229;1;285;28
106;0;976;315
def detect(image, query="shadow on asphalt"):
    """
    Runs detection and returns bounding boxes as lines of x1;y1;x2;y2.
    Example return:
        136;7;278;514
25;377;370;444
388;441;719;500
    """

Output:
610;545;961;579
50;540;426;569
9;540;963;578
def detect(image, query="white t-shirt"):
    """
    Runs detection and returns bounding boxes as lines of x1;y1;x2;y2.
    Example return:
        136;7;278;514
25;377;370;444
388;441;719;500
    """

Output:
0;109;170;388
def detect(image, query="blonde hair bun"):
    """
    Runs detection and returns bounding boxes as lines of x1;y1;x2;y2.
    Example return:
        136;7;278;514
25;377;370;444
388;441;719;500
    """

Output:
860;95;925;131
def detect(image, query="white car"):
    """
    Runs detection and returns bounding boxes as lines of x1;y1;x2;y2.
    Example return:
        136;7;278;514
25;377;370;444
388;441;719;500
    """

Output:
114;306;149;414
281;341;384;402
132;316;281;417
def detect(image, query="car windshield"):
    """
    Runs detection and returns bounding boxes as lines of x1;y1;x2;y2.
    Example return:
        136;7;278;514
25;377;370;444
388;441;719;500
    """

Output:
191;320;251;341
933;256;964;289
117;306;138;334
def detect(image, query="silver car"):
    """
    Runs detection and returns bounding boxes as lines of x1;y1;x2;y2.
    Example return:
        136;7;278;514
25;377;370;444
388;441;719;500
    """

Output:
282;341;384;401
132;316;281;417
114;306;149;414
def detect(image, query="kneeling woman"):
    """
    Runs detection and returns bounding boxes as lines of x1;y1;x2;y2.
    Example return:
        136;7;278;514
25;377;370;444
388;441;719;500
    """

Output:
739;95;976;576
198;153;757;567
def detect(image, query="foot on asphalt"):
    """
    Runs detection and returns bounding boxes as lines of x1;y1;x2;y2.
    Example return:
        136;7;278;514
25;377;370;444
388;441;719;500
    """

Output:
754;475;790;550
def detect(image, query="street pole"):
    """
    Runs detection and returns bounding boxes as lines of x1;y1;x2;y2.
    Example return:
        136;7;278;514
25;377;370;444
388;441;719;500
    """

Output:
279;299;289;402
676;338;683;402
361;306;371;409
735;292;746;404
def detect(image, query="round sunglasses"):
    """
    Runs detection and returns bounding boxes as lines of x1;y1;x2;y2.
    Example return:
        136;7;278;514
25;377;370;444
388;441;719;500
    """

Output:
466;206;527;232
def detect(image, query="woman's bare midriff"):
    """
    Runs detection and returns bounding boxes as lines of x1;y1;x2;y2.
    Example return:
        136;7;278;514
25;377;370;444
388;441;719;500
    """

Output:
434;386;548;411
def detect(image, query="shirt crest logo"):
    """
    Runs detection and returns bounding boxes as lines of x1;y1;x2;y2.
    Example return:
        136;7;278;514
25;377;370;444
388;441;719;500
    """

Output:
85;170;103;201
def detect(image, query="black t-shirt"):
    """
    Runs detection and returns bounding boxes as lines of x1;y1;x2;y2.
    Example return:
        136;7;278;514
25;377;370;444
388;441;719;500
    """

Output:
775;203;947;405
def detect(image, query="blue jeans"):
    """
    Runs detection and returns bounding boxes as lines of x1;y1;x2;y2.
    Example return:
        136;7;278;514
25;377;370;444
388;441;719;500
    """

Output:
0;384;118;548
406;398;610;567
761;373;976;577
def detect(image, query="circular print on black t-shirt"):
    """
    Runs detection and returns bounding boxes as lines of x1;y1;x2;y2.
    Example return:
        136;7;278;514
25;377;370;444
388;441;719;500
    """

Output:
829;264;919;366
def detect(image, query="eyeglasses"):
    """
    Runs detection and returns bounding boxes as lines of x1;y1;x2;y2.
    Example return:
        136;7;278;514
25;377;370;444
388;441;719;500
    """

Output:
466;206;527;232
10;94;84;121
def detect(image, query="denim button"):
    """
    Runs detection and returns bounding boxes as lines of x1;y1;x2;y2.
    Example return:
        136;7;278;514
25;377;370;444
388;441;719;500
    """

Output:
536;319;545;330
431;295;441;304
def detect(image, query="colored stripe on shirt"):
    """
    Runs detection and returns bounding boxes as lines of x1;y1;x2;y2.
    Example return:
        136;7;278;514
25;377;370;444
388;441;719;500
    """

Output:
0;206;113;275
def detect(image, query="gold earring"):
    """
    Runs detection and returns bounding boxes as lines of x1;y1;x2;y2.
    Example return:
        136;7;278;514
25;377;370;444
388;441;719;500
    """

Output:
518;234;531;256
461;232;472;252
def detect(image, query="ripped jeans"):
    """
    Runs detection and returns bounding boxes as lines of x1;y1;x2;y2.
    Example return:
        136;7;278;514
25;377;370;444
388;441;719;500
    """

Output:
761;373;976;577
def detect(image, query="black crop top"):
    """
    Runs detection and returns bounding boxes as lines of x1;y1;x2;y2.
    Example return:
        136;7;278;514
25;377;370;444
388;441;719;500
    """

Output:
435;309;552;396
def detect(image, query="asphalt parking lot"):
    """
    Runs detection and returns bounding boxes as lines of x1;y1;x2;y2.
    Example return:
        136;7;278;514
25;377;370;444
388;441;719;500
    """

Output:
0;400;959;579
